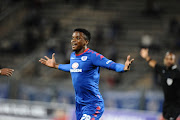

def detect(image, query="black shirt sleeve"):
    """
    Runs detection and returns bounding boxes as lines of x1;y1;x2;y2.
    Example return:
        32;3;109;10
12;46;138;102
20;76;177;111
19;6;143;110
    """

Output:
154;64;163;74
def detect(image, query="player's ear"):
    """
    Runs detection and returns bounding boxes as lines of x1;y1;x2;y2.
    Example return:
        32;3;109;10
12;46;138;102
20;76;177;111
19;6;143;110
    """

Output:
85;40;89;45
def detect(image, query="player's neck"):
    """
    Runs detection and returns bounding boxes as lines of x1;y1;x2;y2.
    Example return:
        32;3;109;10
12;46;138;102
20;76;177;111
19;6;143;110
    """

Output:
166;64;174;69
75;46;88;55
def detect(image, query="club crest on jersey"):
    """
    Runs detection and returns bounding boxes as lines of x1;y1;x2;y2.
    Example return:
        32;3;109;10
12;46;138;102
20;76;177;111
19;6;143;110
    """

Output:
72;62;79;69
81;56;87;61
167;78;173;86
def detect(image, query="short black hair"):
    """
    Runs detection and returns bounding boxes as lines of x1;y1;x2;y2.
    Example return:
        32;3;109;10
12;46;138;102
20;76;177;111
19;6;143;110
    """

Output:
74;28;91;42
165;51;176;59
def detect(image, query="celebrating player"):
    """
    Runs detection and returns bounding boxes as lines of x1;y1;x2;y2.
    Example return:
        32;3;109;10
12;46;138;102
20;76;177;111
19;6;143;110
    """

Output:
140;48;180;120
39;28;134;120
0;68;14;76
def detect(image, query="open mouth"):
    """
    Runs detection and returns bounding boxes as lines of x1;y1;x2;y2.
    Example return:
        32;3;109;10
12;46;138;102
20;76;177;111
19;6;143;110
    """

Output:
72;43;77;48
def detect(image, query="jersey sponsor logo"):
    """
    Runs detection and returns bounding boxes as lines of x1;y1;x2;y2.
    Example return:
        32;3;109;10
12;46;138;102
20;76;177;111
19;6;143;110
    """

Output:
81;56;87;61
106;60;112;64
70;69;82;72
72;62;79;69
80;114;91;120
167;78;173;86
70;57;75;59
71;62;82;72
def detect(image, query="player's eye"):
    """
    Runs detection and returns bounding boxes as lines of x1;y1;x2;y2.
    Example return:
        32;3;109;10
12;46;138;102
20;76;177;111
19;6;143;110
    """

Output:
72;37;77;40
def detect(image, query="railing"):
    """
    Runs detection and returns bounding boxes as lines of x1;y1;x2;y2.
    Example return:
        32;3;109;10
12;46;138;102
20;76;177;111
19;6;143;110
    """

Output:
0;98;164;120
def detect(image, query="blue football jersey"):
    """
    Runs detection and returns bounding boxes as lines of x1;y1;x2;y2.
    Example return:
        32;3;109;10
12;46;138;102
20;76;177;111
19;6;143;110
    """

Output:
58;48;125;104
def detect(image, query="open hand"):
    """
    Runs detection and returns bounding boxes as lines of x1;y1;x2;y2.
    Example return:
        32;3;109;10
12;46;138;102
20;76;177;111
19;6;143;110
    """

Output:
124;55;134;71
0;68;14;76
140;48;149;59
39;53;56;68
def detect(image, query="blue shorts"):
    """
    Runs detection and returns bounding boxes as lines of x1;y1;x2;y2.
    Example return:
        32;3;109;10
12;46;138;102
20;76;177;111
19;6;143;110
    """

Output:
76;101;104;120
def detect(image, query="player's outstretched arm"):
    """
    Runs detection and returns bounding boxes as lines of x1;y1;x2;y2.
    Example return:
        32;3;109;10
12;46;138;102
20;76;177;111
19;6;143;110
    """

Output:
0;68;14;76
124;55;134;71
39;53;59;69
91;52;134;72
140;48;156;68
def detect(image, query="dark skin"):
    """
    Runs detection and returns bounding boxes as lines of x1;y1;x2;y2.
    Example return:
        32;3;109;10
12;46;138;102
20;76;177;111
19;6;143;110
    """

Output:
0;68;14;76
71;31;88;54
39;31;134;71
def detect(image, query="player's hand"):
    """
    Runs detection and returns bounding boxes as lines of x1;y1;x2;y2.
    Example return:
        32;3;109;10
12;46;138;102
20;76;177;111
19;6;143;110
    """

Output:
140;48;149;59
124;55;134;71
0;68;14;76
39;53;56;68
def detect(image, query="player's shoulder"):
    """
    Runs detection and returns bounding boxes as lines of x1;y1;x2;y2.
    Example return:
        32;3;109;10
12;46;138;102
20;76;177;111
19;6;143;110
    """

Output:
172;65;180;72
87;49;104;59
87;49;96;53
71;52;76;56
87;49;99;55
155;64;164;68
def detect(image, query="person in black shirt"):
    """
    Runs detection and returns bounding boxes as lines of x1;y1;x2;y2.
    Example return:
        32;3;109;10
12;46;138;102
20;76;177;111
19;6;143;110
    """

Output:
140;48;180;120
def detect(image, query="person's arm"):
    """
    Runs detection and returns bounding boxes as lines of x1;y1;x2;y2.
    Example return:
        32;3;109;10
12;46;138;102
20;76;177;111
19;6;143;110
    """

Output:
58;64;70;72
0;68;14;76
39;53;70;72
140;48;157;68
91;52;134;72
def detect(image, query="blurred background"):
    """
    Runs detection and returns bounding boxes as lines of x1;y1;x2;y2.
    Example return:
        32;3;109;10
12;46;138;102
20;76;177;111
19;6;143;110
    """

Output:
0;0;180;119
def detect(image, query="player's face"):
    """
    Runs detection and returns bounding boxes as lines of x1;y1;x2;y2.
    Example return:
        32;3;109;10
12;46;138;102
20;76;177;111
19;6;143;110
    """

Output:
164;54;175;67
71;31;87;51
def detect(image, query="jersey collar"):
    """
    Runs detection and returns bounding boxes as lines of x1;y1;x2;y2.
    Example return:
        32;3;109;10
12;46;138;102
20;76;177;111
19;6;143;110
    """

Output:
166;64;177;70
171;65;177;70
75;48;89;56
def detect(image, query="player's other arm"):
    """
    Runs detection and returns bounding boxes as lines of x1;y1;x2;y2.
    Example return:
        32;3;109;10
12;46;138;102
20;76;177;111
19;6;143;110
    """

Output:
140;48;157;68
0;68;14;76
91;53;134;72
39;53;70;72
